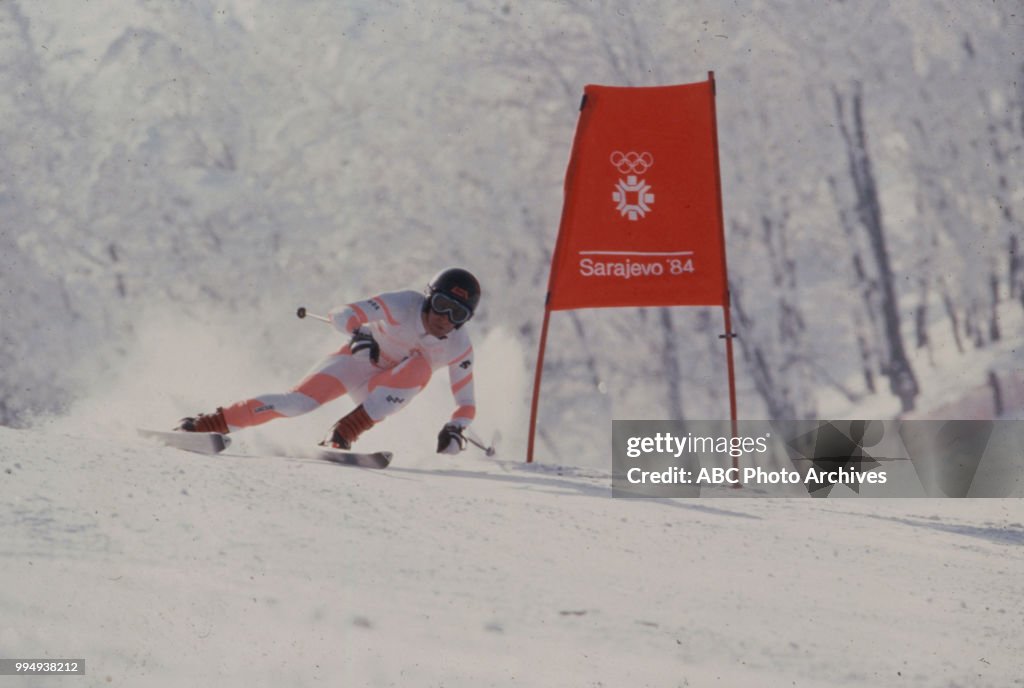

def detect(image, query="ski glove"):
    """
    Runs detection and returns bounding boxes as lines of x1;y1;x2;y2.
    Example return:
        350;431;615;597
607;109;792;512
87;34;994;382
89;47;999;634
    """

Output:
349;328;380;364
436;423;467;455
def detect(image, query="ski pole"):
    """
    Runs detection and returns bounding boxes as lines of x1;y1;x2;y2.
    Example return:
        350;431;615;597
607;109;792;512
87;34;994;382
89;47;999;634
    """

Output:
296;307;331;324
465;430;496;457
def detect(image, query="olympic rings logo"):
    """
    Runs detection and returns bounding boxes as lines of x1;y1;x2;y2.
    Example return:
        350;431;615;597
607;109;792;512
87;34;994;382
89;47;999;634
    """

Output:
610;151;654;175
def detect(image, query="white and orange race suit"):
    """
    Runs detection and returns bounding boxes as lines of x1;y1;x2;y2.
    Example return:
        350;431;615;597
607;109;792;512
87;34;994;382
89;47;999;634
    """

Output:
220;290;475;431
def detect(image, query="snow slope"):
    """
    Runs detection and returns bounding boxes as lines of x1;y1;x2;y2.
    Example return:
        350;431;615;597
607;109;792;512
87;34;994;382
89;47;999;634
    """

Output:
2;425;1021;687
2;3;1022;685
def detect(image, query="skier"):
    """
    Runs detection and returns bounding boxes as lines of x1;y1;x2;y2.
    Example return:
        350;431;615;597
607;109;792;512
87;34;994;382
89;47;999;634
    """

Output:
176;268;480;455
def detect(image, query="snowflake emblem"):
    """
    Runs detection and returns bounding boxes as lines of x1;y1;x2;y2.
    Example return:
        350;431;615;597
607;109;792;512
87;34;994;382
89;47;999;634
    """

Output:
612;174;655;221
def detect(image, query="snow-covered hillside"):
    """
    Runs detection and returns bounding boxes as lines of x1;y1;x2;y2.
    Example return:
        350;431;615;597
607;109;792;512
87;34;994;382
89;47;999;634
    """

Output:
2;425;1022;687
2;3;1023;685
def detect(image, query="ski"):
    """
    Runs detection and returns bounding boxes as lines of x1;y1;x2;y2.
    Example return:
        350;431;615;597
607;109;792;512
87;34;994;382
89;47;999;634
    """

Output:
139;428;388;467
137;428;230;455
317;447;392;469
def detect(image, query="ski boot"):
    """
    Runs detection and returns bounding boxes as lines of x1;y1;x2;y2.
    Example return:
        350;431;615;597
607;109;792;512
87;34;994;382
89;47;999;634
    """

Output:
176;408;229;435
324;405;375;449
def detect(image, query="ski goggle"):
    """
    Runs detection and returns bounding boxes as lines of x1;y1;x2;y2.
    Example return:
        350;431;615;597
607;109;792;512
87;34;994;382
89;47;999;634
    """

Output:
430;292;473;324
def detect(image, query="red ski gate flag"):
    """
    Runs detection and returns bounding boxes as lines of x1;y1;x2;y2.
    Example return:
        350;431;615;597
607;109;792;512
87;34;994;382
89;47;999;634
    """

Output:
528;75;737;463
547;80;727;310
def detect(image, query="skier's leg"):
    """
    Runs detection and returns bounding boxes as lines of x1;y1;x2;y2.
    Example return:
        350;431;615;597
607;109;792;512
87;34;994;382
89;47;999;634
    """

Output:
362;354;433;421
217;347;372;431
326;355;433;448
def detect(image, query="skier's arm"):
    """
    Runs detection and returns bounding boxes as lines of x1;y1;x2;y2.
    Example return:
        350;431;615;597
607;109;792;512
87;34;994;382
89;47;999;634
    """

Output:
446;344;476;428
437;347;474;455
328;294;400;335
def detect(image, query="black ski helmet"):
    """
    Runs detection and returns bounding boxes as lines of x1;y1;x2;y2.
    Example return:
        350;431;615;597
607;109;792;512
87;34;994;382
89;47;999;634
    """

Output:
426;267;481;327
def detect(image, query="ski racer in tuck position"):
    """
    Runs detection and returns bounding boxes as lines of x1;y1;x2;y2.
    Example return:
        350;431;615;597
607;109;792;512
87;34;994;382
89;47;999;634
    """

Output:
176;268;480;455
